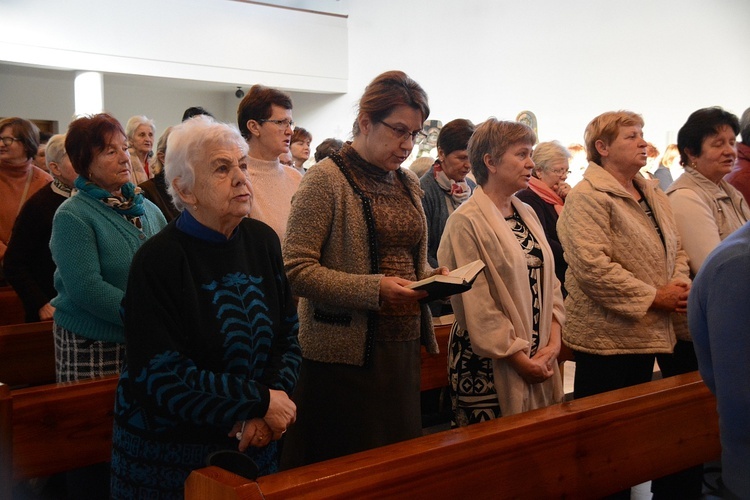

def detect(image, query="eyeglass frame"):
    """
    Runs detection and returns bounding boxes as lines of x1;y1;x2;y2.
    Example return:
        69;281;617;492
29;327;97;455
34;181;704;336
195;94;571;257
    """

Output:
257;118;295;130
0;136;22;147
549;167;571;176
377;120;427;143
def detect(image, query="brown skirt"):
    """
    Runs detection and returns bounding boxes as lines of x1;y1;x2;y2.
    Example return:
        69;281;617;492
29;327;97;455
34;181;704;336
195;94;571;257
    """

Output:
280;339;421;469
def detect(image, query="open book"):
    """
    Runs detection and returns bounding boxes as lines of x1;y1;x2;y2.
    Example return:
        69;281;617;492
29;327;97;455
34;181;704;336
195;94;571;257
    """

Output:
406;260;485;302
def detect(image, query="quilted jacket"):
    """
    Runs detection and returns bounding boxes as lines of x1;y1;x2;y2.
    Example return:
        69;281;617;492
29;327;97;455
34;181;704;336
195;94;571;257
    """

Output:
558;162;690;354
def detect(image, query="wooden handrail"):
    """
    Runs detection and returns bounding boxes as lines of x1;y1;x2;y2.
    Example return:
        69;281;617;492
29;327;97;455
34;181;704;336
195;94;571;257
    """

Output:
186;371;719;499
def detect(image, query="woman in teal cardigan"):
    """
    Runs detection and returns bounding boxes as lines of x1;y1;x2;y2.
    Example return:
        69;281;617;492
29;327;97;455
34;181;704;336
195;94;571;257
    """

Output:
50;113;166;382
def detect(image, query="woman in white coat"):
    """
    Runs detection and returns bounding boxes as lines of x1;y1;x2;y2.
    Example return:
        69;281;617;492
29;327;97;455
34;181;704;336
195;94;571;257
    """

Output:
438;119;564;426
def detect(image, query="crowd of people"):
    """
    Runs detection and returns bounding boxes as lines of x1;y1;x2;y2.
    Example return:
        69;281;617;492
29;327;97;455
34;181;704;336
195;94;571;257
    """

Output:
1;70;749;499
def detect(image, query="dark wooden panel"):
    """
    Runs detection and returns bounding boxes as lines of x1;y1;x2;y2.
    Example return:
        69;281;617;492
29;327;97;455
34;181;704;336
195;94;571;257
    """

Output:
0;321;55;388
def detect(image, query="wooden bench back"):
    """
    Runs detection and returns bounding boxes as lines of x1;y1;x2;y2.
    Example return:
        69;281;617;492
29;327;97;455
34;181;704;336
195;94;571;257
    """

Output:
0;320;55;389
0;320;448;393
0;375;118;490
0;287;25;326
0;383;12;500
186;371;719;499
420;323;450;391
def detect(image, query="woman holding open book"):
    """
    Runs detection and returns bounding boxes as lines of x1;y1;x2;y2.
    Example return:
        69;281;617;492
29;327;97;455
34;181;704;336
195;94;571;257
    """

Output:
281;70;445;467
438;119;565;426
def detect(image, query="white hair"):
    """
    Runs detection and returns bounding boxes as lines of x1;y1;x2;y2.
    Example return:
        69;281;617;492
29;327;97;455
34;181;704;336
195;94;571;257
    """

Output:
45;133;67;168
165;115;248;212
125;115;156;141
531;141;571;175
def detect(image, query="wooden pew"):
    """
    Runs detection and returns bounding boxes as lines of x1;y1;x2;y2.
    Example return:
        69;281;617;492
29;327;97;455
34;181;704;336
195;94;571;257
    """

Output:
0;286;25;326
0;320;55;389
420;323;450;392
0;375;118;494
186;371;719;499
0;383;12;500
0;318;450;497
0;320;448;393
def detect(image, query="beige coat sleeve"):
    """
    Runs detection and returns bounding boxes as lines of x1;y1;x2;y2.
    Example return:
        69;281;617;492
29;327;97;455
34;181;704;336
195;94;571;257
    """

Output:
438;211;529;359
558;190;657;319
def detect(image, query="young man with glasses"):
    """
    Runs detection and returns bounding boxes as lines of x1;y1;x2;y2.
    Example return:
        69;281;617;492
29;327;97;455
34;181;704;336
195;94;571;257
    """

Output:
237;84;302;242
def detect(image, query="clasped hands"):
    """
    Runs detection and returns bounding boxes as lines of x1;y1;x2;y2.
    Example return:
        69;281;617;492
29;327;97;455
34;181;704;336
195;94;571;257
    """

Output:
652;280;690;314
228;389;297;452
512;344;559;385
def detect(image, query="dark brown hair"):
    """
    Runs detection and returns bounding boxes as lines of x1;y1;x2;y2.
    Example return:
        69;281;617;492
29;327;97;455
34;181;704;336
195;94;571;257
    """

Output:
291;127;312;144
237;84;293;139
0;117;40;160
437;119;475;156
677;107;740;166
353;70;429;137
65;113;126;178
314;138;343;162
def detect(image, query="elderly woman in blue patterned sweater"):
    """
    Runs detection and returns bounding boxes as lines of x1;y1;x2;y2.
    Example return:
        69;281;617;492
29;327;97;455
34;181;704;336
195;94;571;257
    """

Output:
110;115;301;499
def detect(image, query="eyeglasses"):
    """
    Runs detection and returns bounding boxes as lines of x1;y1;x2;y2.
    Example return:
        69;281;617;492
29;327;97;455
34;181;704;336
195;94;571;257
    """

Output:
550;168;571;176
0;136;21;147
258;118;295;130
377;120;427;143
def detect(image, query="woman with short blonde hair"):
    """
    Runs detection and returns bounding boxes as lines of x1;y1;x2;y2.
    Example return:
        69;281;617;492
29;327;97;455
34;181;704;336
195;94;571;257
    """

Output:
439;118;565;425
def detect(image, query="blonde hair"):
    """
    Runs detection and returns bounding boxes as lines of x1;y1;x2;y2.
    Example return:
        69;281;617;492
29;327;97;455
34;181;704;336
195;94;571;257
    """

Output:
584;111;644;165
468;118;536;186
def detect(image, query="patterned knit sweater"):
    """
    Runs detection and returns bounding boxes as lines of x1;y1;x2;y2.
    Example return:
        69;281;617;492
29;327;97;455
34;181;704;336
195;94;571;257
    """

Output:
246;156;302;242
111;214;301;498
283;144;437;366
50;191;166;342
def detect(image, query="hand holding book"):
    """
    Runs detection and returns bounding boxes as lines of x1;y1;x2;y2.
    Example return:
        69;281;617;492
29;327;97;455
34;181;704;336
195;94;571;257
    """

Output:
406;260;485;302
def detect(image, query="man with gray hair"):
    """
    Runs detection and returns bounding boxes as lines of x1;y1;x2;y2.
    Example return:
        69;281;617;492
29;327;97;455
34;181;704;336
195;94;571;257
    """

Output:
725;106;750;202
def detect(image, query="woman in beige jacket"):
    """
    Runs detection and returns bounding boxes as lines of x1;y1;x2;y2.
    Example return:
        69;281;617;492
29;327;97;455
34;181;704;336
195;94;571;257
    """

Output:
438;119;564;425
558;111;690;398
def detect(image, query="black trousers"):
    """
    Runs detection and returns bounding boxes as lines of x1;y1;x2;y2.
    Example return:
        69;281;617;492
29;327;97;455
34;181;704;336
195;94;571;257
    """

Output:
573;350;655;399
